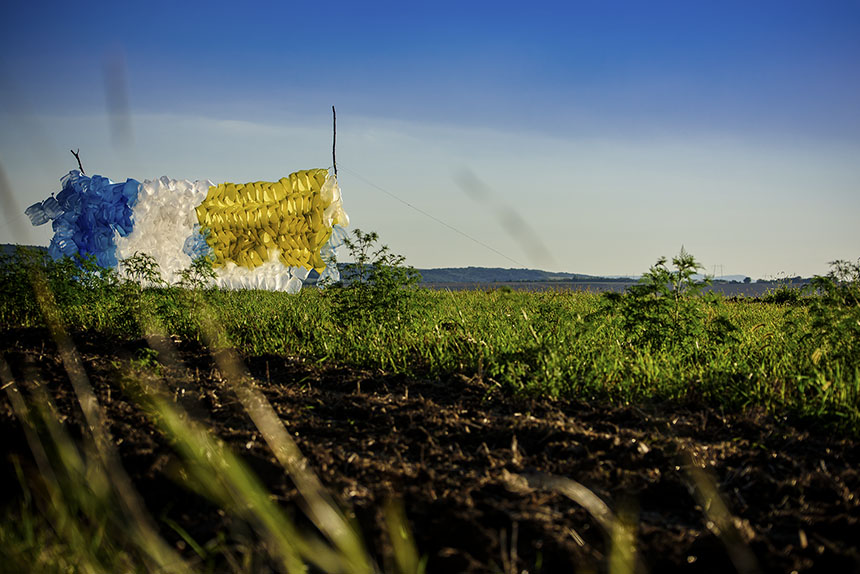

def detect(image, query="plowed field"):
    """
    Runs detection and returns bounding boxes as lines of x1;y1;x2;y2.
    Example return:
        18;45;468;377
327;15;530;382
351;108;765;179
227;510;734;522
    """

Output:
2;329;858;573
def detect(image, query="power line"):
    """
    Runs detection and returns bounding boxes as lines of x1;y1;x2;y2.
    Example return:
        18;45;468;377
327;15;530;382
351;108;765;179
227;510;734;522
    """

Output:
337;164;526;268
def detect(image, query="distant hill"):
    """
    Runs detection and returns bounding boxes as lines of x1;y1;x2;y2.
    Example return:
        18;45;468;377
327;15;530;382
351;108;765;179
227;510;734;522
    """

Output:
415;267;634;284
415;269;759;285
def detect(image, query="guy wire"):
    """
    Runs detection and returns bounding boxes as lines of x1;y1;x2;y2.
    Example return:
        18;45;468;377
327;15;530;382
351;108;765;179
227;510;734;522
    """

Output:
337;164;525;268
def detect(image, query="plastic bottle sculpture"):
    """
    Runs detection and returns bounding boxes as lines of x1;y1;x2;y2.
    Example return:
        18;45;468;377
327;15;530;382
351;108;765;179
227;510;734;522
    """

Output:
25;169;349;292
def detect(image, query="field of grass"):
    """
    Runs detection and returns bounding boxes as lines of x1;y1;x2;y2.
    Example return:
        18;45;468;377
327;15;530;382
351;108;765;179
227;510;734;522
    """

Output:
2;247;858;432
1;244;858;573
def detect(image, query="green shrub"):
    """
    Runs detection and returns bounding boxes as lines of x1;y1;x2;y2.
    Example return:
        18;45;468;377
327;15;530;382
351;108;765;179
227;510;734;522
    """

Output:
600;248;736;354
760;283;805;305
807;259;860;370
325;229;423;323
0;247;120;328
177;255;217;290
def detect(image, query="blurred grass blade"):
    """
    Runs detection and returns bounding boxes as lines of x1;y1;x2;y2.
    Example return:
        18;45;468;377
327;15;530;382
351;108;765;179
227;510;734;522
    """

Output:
516;471;615;533
5;231;189;572
508;470;647;574
384;499;426;574
188;300;377;574
685;454;760;574
3;354;186;573
608;498;641;574
139;386;314;573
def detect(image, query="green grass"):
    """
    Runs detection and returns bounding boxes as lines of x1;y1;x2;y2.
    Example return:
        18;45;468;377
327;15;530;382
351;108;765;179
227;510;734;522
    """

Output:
2;250;858;431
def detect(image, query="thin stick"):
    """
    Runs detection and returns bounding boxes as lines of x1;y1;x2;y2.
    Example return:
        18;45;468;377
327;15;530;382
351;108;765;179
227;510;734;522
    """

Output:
331;106;337;177
70;149;85;175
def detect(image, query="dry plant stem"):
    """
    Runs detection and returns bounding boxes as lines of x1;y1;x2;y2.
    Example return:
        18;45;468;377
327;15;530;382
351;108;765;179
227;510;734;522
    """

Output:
498;521;519;574
332;106;337;177
70;148;85;174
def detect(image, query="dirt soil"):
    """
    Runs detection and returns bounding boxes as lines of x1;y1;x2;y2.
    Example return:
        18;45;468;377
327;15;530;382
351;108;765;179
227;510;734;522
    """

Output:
2;328;858;574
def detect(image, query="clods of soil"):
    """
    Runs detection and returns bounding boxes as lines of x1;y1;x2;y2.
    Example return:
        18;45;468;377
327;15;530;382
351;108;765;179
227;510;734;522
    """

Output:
2;328;858;573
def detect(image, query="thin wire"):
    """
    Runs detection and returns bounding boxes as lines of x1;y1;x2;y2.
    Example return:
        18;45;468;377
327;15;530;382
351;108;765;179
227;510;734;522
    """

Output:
337;164;525;268
2;210;30;229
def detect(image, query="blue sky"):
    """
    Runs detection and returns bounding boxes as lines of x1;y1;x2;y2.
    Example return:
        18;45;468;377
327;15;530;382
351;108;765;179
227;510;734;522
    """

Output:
1;0;858;277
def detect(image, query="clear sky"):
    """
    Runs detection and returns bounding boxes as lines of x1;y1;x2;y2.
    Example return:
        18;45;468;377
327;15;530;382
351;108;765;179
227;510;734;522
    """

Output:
1;0;858;278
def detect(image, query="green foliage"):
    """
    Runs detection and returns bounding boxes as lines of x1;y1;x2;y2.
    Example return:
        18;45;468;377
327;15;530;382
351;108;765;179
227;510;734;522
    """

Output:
121;251;166;288
807;259;860;370
0;247;120;328
601;248;736;353
760;282;805;305
0;249;222;336
0;247;44;325
116;252;167;332
326;229;422;323
177;255;217;290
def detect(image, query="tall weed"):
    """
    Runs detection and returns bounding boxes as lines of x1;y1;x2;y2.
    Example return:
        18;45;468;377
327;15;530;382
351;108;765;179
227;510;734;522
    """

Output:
600;248;736;355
